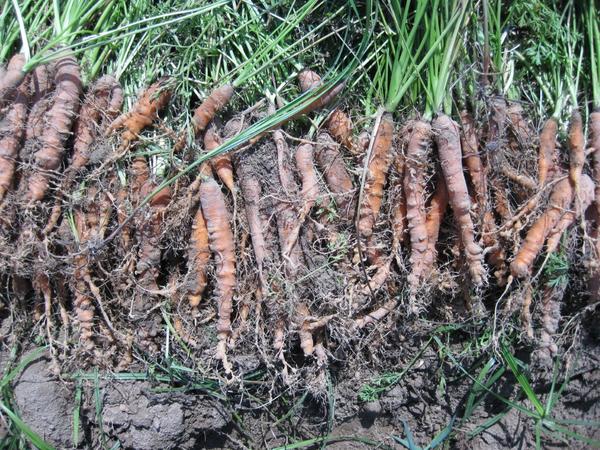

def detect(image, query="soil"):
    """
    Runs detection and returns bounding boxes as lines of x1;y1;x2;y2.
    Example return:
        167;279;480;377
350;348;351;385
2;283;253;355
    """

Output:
3;325;599;449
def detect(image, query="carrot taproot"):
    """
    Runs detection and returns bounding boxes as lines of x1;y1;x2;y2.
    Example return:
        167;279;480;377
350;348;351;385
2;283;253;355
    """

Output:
422;174;449;273
72;209;95;350
296;69;344;116
70;75;123;171
459;110;486;205
273;126;302;271
200;176;236;371
357;112;394;240
390;150;408;251
510;177;573;278
507;102;535;147
0;66;29;202
136;182;171;277
282;142;320;259
434;114;485;285
328;109;355;153
235;161;269;273
107;78;171;151
567;110;585;192
486;96;507;152
538;117;558;186
44;76;123;235
315;132;355;221
0;53;26;107
545;174;594;254
204;124;234;193
591;112;600;219
404;120;431;288
25;54;83;202
187;197;210;309
191;85;234;136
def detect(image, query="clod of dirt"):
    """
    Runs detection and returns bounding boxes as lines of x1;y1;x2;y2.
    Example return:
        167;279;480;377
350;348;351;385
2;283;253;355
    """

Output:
13;355;73;448
101;381;230;450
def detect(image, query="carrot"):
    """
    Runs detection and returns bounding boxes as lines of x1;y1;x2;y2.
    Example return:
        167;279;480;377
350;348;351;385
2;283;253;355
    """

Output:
356;298;396;328
459;110;486;206
25;54;83;202
72;210;95;350
0;67;29;202
539;285;561;360
281;142;321;258
273;126;302;271
298;69;322;92
191;85;234;136
357;112;394;240
32;63;53;99
315;132;355;221
545;174;594;254
200;176;236;371
390;150;408;251
538;117;558;186
507;102;535;146
235;161;269;273
295;142;319;214
499;164;537;191
296;69;344;116
107;78;171;151
422;174;449;273
567;110;585;192
486;97;507;151
328;109;355;153
434;114;485;285
44;76;123;234
404;120;431;288
510;177;574;278
0;53;26;107
204;124;234;193
296;303;333;357
187;197;210;309
70;75;123;171
591;111;600;224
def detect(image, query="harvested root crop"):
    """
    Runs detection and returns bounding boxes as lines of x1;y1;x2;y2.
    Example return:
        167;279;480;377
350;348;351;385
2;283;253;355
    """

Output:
200;176;236;371
205;125;234;193
538;117;558;186
315;132;355;221
191;85;234;137
434;114;484;285
107;78;171;151
510;177;574;278
567;110;585;192
0;65;29;202
357;112;394;240
26;54;83;202
404;120;431;288
0;53;26;107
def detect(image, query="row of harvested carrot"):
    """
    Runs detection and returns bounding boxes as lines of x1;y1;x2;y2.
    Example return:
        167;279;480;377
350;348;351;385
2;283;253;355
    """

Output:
0;52;598;369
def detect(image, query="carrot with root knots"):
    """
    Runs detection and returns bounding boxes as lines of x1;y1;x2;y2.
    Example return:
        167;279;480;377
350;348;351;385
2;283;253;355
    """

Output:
433;114;485;285
200;176;236;372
